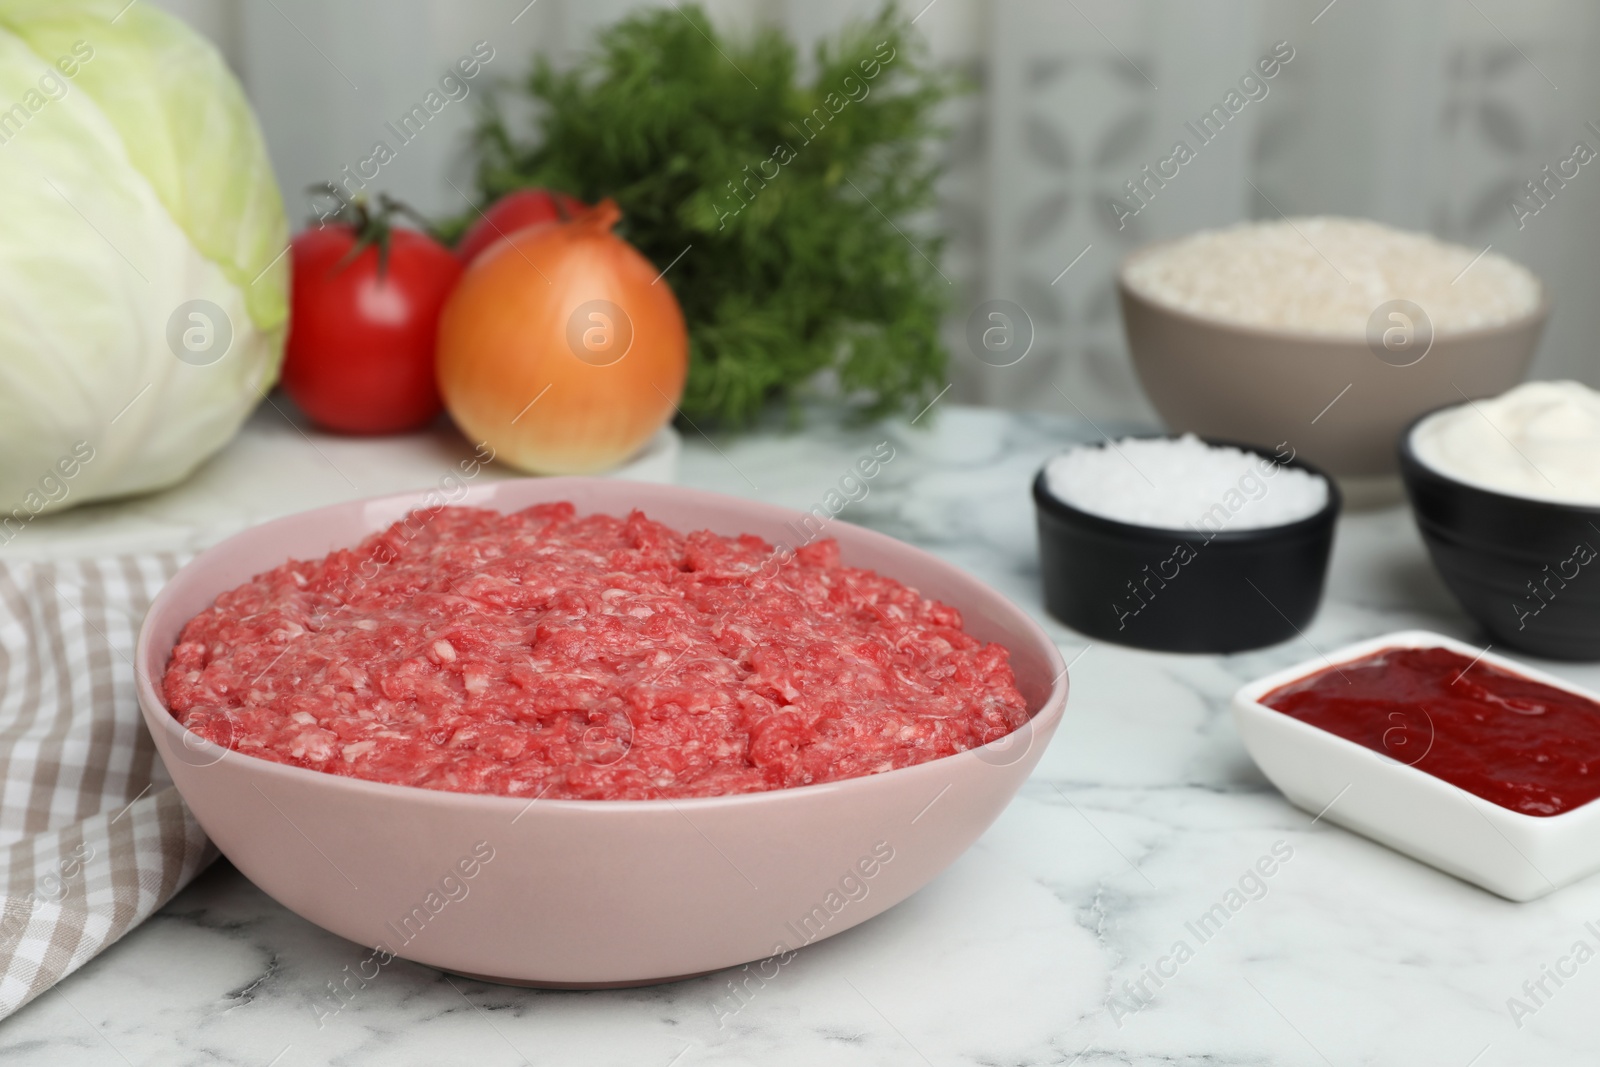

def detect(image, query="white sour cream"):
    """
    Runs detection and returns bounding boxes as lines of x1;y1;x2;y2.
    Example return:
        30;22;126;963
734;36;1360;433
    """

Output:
1411;381;1600;504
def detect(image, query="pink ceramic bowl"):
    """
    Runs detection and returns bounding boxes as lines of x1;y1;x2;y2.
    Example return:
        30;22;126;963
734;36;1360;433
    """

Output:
136;479;1068;987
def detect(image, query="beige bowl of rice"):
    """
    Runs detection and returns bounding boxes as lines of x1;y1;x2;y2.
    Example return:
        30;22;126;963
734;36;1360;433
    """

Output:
1119;217;1549;486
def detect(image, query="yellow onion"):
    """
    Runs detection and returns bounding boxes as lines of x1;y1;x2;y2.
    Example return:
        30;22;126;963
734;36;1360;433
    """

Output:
436;199;688;473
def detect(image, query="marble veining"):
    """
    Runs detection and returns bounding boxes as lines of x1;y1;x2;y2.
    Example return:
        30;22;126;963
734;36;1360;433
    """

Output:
4;403;1600;1065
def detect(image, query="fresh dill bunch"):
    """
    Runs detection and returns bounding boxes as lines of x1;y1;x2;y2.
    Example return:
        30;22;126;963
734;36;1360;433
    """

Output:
464;3;957;427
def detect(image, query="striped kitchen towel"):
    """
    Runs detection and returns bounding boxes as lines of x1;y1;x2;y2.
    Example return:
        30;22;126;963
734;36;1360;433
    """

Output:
0;554;214;1020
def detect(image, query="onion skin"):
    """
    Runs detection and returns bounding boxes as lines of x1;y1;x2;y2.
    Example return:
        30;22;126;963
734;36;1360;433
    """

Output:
436;200;688;474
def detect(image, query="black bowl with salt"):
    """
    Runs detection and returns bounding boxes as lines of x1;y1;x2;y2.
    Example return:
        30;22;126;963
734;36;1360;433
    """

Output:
1032;435;1341;653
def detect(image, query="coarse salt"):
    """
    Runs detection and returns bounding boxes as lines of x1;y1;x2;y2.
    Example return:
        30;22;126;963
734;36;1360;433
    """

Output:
1044;434;1329;531
1123;217;1541;336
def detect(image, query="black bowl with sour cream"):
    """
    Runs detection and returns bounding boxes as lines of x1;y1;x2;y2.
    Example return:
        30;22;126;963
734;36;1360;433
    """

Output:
1401;409;1600;661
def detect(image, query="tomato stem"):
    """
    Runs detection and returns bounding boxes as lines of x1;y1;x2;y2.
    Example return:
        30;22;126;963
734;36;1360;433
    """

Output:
306;183;443;279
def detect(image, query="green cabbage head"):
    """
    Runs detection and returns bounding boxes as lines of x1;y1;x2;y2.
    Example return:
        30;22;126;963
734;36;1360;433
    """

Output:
0;0;288;519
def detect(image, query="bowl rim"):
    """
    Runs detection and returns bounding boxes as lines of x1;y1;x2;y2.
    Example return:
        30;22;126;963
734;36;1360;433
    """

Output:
136;477;1070;815
1399;401;1600;515
1032;433;1342;542
1232;628;1600;827
1116;237;1552;346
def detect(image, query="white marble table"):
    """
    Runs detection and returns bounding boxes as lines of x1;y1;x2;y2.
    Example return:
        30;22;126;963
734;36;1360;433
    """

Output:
6;403;1599;1066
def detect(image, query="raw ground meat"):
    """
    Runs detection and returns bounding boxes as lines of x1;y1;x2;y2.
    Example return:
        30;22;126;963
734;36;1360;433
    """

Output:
162;503;1031;800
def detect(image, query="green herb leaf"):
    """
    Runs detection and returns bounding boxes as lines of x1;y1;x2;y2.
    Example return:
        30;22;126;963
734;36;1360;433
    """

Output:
462;3;957;426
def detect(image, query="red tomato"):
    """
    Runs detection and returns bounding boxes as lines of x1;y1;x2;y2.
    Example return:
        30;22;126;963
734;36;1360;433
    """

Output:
283;225;462;435
455;189;587;263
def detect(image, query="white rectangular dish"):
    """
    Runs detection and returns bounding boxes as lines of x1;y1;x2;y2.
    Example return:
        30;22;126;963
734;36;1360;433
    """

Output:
1231;629;1600;902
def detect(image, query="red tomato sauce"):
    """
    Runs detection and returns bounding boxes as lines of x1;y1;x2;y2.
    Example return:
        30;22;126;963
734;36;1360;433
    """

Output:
1262;646;1600;816
163;504;1029;800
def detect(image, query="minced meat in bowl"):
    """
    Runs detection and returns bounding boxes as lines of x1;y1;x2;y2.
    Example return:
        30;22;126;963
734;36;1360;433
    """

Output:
162;503;1031;801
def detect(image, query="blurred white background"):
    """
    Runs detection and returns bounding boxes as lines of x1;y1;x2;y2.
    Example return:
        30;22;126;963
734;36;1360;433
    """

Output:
153;0;1600;422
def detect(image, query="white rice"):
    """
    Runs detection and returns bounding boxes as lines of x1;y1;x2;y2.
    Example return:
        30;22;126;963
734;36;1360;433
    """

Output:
1123;217;1541;336
1044;434;1329;531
